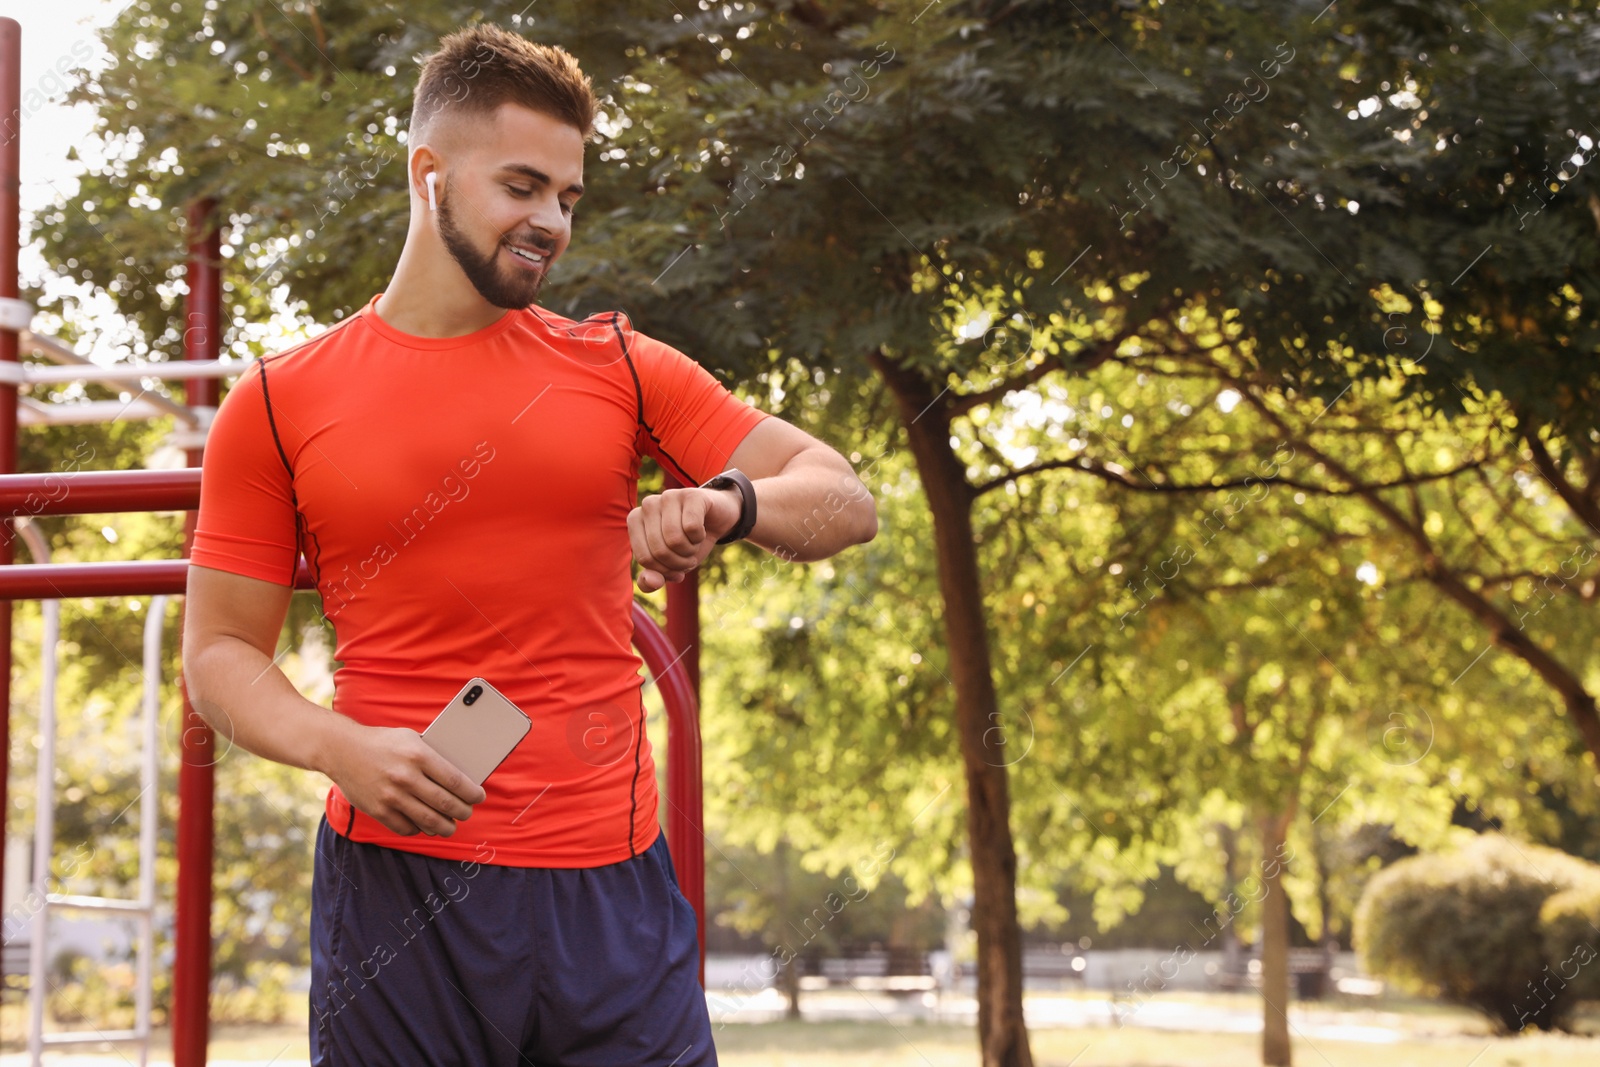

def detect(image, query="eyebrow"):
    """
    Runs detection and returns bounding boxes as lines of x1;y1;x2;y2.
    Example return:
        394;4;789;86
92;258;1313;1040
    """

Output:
498;163;584;198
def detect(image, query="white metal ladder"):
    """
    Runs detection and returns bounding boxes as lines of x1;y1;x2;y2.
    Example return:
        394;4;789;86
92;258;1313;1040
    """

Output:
17;517;158;1066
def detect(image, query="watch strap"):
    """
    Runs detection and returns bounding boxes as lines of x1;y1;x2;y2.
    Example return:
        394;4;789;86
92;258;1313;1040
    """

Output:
701;468;757;544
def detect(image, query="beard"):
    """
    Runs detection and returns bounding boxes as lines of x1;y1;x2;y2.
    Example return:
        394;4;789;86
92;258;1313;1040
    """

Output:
436;194;551;310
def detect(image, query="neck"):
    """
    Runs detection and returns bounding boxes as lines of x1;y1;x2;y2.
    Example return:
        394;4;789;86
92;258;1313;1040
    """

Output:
376;221;510;338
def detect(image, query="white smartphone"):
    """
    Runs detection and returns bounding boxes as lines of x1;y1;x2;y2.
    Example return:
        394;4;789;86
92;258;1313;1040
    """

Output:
420;677;532;787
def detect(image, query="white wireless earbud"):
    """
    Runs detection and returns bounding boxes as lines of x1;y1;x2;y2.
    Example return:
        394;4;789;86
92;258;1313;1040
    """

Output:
425;172;438;212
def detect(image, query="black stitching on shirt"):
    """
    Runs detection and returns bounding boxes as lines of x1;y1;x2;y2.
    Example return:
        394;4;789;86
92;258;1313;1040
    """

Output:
256;357;324;588
610;314;696;485
607;314;692;857
627;691;646;859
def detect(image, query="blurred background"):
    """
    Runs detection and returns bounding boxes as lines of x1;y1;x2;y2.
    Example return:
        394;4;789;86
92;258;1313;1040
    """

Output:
1;1;1598;1066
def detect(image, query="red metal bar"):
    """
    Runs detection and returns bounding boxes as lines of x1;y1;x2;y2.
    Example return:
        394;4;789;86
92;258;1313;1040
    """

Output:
0;559;314;599
661;470;705;983
0;15;22;939
631;599;705;980
0;468;200;517
173;199;220;1067
667;567;702;698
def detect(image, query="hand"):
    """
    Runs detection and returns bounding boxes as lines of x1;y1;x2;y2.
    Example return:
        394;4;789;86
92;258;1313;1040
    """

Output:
322;721;487;837
627;485;742;593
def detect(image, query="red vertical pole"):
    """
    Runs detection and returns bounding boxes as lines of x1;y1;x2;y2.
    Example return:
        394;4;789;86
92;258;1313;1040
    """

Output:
661;471;705;982
0;16;23;924
173;198;219;1067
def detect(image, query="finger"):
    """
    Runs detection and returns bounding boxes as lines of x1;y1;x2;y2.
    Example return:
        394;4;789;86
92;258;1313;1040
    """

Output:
379;810;423;836
648;494;701;568
398;793;458;837
627;506;655;572
419;776;475;822
420;750;487;808
660;492;703;557
675;492;714;559
636;567;665;593
682;491;709;546
640;507;680;572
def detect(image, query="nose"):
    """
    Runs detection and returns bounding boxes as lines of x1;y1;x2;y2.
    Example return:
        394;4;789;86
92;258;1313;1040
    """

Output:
524;200;566;246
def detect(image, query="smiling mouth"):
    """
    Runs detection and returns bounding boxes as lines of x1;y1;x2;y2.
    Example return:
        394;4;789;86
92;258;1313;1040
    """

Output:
506;243;550;269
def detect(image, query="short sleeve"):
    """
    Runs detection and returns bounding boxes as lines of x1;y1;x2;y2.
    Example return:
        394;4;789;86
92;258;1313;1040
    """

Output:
627;328;769;485
190;360;301;586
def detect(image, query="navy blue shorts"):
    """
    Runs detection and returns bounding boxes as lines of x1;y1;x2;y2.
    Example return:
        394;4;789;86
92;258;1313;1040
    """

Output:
308;815;715;1066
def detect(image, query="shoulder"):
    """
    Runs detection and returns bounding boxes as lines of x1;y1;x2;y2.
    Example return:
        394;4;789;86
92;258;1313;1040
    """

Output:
522;304;640;350
217;314;367;421
253;312;370;383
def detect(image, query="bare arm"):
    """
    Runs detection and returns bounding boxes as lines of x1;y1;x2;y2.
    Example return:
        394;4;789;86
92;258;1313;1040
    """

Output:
182;564;484;835
732;432;878;562
628;417;878;591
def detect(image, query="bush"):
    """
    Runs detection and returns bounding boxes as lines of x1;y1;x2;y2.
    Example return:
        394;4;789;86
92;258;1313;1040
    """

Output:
47;951;139;1031
1354;834;1600;1033
41;952;291;1029
1540;882;1600;1003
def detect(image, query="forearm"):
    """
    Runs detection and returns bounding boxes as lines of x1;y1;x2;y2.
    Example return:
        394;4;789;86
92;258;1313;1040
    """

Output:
745;449;877;563
183;635;355;777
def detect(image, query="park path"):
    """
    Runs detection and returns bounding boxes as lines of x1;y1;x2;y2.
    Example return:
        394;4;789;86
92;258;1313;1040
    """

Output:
0;990;1443;1064
711;988;1412;1044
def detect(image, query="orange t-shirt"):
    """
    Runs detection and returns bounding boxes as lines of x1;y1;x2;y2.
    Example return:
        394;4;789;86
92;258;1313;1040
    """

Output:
190;293;769;867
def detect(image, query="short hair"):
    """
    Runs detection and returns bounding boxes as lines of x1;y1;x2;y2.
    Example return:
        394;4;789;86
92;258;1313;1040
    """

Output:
412;24;597;142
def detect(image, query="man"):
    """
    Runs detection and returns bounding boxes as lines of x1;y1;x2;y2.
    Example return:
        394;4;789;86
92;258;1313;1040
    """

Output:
182;23;876;1066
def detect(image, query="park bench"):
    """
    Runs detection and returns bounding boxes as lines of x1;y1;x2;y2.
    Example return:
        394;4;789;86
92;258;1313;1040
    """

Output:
815;950;937;996
1022;947;1088;981
1209;948;1335;998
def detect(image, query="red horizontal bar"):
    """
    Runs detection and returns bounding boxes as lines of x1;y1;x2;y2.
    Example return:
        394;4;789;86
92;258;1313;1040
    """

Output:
0;469;201;517
0;558;315;599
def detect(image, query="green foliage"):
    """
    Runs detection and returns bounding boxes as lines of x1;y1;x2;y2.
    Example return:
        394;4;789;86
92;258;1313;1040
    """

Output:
707;841;943;959
1354;834;1600;1032
700;430;964;903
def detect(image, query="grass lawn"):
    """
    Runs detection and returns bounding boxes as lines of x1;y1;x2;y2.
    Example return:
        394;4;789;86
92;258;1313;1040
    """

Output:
716;1021;1600;1066
4;998;1600;1065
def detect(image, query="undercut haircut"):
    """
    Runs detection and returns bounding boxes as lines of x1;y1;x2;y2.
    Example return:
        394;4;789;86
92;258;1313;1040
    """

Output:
412;24;597;142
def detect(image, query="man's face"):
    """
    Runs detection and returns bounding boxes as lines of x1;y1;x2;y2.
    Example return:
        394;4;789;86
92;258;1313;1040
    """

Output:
433;103;586;309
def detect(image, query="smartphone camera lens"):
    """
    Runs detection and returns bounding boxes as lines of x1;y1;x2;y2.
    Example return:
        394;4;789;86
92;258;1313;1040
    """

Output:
464;685;482;706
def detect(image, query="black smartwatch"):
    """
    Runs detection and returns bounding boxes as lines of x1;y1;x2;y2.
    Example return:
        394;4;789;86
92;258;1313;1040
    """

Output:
700;468;757;544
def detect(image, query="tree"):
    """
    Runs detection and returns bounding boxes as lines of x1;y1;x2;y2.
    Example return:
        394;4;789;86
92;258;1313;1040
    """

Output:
1069;0;1600;760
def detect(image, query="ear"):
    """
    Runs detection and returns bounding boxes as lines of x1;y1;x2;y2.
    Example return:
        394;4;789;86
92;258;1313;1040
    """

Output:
409;147;441;212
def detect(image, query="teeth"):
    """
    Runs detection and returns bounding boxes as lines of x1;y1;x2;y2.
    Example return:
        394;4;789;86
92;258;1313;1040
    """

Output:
509;246;546;264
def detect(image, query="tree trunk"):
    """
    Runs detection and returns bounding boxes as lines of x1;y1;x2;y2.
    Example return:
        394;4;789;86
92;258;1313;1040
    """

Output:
1218;823;1243;974
871;349;1034;1067
1259;811;1293;1067
781;955;802;1019
776;841;802;1019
